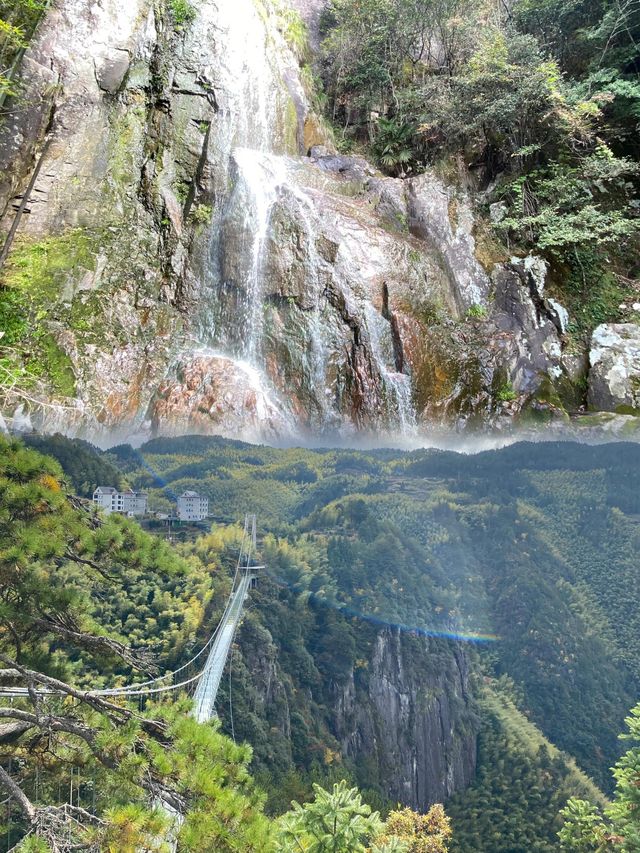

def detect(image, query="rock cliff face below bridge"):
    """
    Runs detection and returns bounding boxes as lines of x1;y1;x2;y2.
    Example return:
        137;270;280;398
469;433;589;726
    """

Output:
236;614;478;810
332;629;477;808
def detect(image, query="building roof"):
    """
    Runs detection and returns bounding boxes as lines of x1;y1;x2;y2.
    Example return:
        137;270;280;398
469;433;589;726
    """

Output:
94;487;146;498
180;490;205;499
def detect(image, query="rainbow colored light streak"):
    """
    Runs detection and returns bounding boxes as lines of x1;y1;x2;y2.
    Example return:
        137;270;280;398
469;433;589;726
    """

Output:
268;571;500;644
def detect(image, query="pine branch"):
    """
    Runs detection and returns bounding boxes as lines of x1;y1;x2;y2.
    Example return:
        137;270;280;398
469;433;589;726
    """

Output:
0;763;35;821
32;613;158;674
59;550;119;582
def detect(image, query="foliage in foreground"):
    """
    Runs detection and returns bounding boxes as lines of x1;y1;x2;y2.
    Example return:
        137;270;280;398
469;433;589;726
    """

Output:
0;437;454;852
0;436;270;850
275;780;451;852
559;704;640;852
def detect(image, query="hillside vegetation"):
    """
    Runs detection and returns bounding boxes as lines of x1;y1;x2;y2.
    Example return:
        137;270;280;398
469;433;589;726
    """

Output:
320;0;640;338
0;435;460;852
9;433;639;851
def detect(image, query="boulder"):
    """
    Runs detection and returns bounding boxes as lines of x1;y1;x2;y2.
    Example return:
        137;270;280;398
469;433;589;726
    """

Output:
94;48;130;94
491;265;564;392
588;323;640;412
150;353;292;440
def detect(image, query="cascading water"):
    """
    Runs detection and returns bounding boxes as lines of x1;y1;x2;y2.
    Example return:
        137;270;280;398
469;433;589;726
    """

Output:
177;0;418;440
364;303;417;434
226;149;288;362
206;0;291;156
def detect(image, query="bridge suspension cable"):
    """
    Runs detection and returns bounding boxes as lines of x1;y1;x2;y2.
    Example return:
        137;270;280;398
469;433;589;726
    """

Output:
0;514;261;710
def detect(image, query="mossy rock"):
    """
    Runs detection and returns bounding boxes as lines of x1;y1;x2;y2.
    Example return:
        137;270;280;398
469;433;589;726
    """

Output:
3;229;98;300
0;229;103;397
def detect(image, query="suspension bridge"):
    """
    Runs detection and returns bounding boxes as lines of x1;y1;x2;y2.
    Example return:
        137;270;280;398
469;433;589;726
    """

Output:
0;513;262;724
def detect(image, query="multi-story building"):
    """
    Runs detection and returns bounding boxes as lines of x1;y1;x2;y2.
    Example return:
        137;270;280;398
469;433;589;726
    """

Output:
177;490;209;521
93;487;147;517
119;489;147;516
93;486;119;513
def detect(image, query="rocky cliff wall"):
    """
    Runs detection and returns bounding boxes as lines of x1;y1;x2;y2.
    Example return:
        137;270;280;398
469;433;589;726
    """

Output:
0;0;637;441
229;600;478;810
332;628;477;808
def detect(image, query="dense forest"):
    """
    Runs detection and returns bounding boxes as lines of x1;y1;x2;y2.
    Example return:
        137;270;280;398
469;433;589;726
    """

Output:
0;435;462;851
319;0;640;339
2;433;638;850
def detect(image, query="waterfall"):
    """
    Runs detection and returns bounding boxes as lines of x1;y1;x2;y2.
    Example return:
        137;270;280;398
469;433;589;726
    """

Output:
364;303;417;434
206;0;290;155
226;149;288;362
179;0;418;440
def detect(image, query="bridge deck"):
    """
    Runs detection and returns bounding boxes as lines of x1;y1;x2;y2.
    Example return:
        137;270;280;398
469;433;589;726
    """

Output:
192;569;254;722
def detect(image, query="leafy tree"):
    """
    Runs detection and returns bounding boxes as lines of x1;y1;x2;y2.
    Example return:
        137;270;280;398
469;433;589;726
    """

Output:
559;703;640;851
514;0;640;155
321;0;640;328
0;0;48;98
275;780;383;852
372;117;417;175
497;145;639;254
22;432;125;495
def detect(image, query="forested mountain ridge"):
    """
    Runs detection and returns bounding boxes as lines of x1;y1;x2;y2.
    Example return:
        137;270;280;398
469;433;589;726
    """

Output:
6;432;638;850
0;435;459;851
106;435;640;791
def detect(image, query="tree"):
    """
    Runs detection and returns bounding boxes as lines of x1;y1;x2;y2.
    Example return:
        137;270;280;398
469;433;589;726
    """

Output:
0;437;273;851
0;0;48;99
275;780;383;852
373;805;452;852
275;782;453;853
497;145;639;255
559;703;640;851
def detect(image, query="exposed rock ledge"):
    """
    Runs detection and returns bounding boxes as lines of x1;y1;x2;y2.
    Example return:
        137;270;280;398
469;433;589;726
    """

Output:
588;324;640;414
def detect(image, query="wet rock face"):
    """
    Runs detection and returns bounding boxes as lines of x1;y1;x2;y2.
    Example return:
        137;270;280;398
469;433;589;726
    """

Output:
209;150;578;436
333;629;477;809
406;173;491;311
491;262;565;392
0;0;315;440
588;324;640;413
0;0;588;441
149;354;291;440
211;151;458;435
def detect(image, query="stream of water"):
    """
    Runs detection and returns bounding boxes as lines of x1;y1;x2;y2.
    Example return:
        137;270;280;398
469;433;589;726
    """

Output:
189;0;417;439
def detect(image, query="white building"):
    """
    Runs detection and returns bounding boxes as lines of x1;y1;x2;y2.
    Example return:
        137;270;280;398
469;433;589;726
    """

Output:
93;486;118;513
119;490;147;516
177;490;209;521
93;486;147;517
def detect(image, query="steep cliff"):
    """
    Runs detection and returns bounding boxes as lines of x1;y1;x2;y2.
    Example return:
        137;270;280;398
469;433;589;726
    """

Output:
332;628;476;808
224;594;479;812
1;0;637;441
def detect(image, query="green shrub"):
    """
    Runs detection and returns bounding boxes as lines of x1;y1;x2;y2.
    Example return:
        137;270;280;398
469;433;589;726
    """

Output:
192;203;213;225
467;304;488;319
0;286;29;346
169;0;196;28
496;382;517;402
